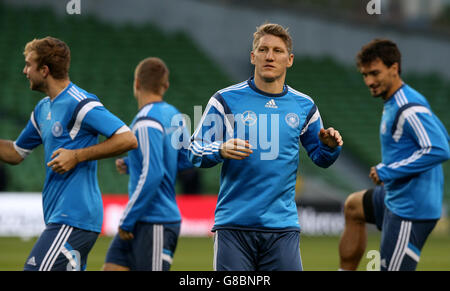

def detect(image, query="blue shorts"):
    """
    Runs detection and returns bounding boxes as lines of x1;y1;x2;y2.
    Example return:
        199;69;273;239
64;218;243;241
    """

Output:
364;186;438;271
24;223;99;271
213;229;302;271
105;222;180;271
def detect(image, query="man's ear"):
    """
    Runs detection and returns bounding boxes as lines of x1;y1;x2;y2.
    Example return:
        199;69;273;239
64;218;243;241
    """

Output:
160;81;169;95
287;53;294;68
134;78;140;91
250;50;255;65
40;65;50;78
390;62;400;75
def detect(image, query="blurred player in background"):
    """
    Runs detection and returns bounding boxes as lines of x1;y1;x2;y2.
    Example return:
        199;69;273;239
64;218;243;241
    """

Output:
189;23;343;271
339;39;450;271
103;57;192;271
0;37;138;271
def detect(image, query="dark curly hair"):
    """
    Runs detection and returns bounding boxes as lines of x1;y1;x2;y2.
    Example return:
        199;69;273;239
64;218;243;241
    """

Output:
357;39;402;74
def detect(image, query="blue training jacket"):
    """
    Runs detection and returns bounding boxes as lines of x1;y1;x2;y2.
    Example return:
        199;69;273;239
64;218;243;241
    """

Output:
189;77;341;231
376;84;450;220
119;101;192;232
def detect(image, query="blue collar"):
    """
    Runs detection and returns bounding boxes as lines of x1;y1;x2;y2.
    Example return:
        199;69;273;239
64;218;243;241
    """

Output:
384;83;406;104
137;100;164;113
247;77;288;98
51;82;73;103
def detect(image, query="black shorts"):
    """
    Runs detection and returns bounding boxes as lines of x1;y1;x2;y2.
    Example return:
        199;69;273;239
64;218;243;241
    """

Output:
213;229;302;271
24;223;99;271
105;222;180;271
361;186;438;271
362;186;385;230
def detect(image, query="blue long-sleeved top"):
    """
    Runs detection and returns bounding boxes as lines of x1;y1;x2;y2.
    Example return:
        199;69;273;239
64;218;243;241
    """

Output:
375;84;450;220
188;77;341;231
119;101;192;232
14;82;127;233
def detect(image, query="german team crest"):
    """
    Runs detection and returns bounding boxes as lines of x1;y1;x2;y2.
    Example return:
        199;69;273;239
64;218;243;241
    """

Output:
52;121;63;137
285;113;299;128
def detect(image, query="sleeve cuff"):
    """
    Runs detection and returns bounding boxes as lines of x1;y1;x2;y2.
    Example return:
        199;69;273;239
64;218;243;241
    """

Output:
119;224;133;233
214;141;224;162
375;163;387;182
319;142;342;156
122;156;130;174
114;125;131;135
13;141;32;159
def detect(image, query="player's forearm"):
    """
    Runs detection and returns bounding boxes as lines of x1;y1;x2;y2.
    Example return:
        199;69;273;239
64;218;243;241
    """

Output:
304;141;341;168
75;131;137;163
315;143;341;168
188;140;224;168
376;148;449;182
120;183;162;232
0;140;24;165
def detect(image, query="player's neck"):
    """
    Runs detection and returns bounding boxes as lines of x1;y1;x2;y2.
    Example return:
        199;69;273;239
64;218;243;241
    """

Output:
253;74;286;95
46;78;71;100
383;77;404;101
138;93;163;110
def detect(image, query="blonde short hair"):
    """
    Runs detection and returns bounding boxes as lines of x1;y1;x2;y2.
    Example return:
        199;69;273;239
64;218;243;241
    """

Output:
252;23;293;54
24;37;70;79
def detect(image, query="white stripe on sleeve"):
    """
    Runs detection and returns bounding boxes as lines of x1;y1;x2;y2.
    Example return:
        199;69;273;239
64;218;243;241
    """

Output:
392;105;431;143
132;120;163;133
69;101;103;140
300;109;321;136
30;111;41;138
119;125;153;226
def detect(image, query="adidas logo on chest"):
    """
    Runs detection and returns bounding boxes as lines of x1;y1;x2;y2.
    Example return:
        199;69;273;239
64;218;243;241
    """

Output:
265;99;278;109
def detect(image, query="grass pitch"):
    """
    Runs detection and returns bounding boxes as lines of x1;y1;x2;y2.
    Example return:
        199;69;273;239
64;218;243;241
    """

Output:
0;234;449;271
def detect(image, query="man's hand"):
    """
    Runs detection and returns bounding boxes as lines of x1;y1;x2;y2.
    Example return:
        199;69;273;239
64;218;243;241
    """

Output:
118;227;134;240
115;158;128;174
319;128;343;148
47;148;80;174
369;166;383;185
220;139;253;160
